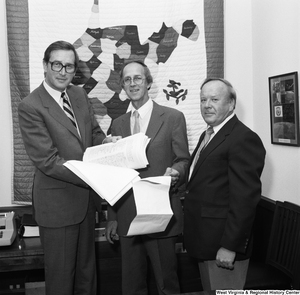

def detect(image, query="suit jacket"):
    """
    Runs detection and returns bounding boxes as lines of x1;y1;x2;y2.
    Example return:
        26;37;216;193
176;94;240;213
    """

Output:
184;115;266;260
108;101;190;238
18;83;106;228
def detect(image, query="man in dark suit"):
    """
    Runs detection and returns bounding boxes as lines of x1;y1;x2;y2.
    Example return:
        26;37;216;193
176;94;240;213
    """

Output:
105;61;190;295
184;78;266;290
18;40;119;295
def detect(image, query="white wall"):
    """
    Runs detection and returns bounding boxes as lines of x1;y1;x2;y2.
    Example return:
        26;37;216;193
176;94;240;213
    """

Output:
0;2;13;207
1;1;300;206
252;0;300;205
224;0;254;127
225;0;300;205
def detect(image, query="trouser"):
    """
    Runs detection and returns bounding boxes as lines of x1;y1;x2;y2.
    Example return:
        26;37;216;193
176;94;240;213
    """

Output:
120;235;180;295
40;197;97;295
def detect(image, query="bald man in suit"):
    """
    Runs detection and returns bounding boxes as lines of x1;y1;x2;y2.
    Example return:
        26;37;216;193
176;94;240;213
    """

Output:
18;40;119;295
184;78;266;290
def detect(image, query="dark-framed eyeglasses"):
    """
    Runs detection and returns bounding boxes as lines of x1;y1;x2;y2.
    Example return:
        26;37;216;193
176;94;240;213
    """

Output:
122;76;145;86
49;61;76;74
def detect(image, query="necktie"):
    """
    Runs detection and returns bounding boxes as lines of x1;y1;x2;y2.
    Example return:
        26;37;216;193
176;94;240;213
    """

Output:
189;126;214;179
61;92;77;128
133;110;140;134
198;126;214;152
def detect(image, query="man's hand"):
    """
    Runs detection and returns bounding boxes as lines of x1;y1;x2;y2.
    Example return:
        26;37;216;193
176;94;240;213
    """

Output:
215;247;236;269
105;220;119;244
164;167;180;186
103;136;122;144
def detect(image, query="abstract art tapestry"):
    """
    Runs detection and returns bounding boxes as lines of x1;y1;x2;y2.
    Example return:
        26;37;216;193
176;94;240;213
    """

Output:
6;0;223;203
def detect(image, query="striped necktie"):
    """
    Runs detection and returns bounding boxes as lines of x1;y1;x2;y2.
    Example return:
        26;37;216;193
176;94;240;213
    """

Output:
132;110;140;134
61;92;77;128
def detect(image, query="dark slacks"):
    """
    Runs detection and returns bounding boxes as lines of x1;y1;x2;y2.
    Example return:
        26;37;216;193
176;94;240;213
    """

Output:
120;235;180;295
39;196;97;295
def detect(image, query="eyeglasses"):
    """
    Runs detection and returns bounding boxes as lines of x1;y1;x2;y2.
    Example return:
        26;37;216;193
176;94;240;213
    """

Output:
123;76;145;86
49;61;76;74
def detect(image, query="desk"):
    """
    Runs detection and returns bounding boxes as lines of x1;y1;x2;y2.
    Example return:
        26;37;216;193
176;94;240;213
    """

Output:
1;236;203;295
0;236;44;294
0;206;44;273
0;236;44;273
0;234;122;294
0;223;202;295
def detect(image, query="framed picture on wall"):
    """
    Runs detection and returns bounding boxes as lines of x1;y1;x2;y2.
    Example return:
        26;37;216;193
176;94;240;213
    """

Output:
269;72;300;146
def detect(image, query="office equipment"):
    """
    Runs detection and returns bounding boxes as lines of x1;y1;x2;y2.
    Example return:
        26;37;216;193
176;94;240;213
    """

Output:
19;213;39;237
0;234;44;294
0;211;17;246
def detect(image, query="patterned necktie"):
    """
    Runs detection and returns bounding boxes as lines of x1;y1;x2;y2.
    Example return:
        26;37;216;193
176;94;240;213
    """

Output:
199;126;214;152
189;126;214;180
133;110;140;134
61;92;77;128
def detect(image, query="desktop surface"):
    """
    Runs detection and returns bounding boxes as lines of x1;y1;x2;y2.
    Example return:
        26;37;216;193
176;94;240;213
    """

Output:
0;235;44;272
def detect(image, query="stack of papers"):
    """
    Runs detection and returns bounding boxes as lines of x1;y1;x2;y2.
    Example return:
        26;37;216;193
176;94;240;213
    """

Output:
83;133;150;169
64;133;174;235
19;213;39;237
64;133;149;206
64;160;140;206
128;176;173;235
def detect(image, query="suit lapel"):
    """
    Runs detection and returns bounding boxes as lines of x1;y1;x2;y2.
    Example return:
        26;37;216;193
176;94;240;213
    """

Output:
190;116;238;181
116;101;163;141
117;101;163;140
186;131;205;183
145;101;163;144
39;84;81;141
190;132;205;162
119;112;132;137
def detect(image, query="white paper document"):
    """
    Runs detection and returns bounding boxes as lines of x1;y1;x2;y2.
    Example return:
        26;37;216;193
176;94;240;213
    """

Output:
127;176;173;236
64;160;140;206
22;226;40;237
83;133;150;169
64;133;150;205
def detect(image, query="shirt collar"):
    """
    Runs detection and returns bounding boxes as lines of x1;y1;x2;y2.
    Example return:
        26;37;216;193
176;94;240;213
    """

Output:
209;112;235;134
43;80;66;105
130;99;153;119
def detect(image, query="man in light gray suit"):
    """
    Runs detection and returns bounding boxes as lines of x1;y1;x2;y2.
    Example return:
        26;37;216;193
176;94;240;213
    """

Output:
18;40;119;295
105;61;190;295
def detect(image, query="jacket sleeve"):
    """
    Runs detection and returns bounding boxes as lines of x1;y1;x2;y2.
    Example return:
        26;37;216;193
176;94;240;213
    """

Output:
221;129;266;253
170;111;190;184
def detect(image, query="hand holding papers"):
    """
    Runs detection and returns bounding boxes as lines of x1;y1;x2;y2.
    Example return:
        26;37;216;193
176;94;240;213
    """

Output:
64;161;140;206
63;133;150;205
127;176;173;236
83;133;150;169
64;133;174;236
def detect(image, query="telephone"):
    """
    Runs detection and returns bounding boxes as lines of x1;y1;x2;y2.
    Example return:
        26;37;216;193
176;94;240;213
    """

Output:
0;211;17;246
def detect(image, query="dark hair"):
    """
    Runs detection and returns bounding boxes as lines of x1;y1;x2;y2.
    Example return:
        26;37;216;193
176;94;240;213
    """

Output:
43;40;79;69
201;77;237;104
120;60;153;85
